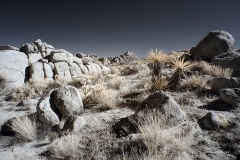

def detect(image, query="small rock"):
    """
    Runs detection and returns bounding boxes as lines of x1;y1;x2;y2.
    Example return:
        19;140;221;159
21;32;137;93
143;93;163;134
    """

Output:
220;88;240;105
211;77;239;93
198;112;229;130
62;116;86;133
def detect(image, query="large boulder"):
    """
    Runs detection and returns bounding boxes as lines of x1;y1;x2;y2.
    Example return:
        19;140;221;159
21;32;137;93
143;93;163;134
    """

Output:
198;112;229;130
43;63;54;79
51;85;84;117
0;50;28;89
212;51;240;76
30;62;45;80
211;77;239;93
37;91;60;127
28;53;42;65
190;30;235;61
136;91;186;122
20;43;36;54
220;88;240;105
54;62;71;79
50;51;73;63
78;64;89;74
69;63;82;77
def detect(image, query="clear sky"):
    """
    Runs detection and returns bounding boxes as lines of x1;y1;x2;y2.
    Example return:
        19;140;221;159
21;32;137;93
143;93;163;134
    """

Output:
1;0;240;57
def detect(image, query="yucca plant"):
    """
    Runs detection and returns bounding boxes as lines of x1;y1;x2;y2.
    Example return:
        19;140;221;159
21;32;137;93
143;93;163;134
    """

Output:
168;57;192;89
146;49;168;77
147;75;170;91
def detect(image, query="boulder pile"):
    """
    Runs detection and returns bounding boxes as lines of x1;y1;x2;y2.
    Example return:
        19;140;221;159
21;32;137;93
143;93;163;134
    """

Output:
0;39;110;89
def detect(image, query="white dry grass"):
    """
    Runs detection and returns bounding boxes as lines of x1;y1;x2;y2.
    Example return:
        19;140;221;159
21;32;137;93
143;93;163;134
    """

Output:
48;132;80;159
192;61;233;77
128;109;192;160
179;75;208;90
82;84;120;109
11;116;37;141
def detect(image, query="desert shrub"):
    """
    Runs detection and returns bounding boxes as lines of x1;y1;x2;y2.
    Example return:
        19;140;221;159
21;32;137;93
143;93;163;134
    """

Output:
107;76;123;90
48;132;80;159
121;65;139;76
6;79;62;101
82;84;120;109
179;75;208;90
191;61;233;77
10;116;37;141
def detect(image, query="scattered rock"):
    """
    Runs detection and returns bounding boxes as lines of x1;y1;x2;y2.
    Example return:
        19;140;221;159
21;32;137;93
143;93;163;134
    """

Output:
220;88;240;105
111;51;140;64
211;77;239;93
51;85;84;117
212;51;240;76
198;112;229;130
190;30;235;61
62;116;86;133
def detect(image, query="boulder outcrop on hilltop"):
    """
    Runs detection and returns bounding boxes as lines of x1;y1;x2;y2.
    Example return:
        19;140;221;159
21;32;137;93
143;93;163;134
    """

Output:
0;39;110;86
190;30;235;61
110;51;140;64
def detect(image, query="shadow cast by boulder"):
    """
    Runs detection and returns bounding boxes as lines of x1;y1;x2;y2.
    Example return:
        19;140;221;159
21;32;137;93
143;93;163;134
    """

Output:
198;99;236;111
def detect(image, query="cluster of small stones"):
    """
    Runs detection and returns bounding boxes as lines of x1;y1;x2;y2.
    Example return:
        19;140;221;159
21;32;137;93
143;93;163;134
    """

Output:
20;39;109;81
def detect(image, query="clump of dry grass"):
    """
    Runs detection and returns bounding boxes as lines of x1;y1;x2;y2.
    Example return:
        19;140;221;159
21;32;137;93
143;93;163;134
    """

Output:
107;76;123;90
6;79;62;101
179;75;208;90
11;116;37;141
192;61;233;77
82;84;120;109
118;109;192;160
48;132;80;159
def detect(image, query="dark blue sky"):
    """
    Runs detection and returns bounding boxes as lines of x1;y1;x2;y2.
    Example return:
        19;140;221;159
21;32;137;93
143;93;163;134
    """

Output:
1;0;240;57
